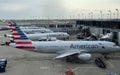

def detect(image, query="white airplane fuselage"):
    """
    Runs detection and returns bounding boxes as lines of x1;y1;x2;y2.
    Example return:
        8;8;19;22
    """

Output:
27;32;69;40
21;29;53;33
10;41;120;53
5;32;69;40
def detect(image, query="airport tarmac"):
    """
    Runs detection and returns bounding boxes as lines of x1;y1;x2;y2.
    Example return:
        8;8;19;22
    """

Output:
0;30;120;75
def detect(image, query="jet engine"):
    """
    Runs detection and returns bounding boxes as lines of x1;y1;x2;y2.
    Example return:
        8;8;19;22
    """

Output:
78;53;92;61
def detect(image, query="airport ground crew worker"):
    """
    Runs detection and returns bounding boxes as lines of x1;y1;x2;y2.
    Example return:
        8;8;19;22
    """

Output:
64;69;75;75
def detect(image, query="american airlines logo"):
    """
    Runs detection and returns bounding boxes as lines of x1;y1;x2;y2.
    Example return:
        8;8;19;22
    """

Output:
70;44;99;49
99;43;105;48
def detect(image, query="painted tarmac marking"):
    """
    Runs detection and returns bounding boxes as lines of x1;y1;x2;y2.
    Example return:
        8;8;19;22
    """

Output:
55;64;63;67
81;68;90;75
74;67;97;71
110;60;120;63
107;61;115;68
40;66;50;69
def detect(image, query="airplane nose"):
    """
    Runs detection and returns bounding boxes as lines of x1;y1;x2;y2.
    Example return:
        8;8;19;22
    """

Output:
116;46;120;51
116;46;120;48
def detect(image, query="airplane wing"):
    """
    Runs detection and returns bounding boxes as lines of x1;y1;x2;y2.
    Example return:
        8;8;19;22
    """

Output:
55;49;85;59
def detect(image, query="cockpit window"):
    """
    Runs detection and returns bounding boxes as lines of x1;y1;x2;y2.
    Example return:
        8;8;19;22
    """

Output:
113;45;117;46
113;45;116;46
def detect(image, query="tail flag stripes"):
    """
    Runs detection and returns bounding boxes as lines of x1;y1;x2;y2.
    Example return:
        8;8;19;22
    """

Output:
8;21;35;50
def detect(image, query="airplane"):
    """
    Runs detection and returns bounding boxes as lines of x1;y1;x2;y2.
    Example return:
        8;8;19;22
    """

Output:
21;28;53;33
5;25;70;41
99;33;112;41
7;21;120;62
4;32;69;41
0;26;9;30
20;26;44;29
19;26;53;33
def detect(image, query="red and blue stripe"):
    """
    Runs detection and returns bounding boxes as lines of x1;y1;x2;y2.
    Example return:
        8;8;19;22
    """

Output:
8;22;35;50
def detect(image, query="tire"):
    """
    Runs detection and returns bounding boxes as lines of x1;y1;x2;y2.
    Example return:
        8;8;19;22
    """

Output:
95;58;106;68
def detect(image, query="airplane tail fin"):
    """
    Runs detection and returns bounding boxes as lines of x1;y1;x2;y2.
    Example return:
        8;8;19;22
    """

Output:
8;21;35;49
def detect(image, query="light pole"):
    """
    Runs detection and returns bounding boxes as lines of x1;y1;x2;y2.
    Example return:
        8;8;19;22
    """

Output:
100;11;103;27
108;10;111;20
113;13;116;19
88;13;91;19
108;10;112;28
116;9;119;20
77;14;80;19
81;13;84;20
91;12;93;19
100;11;103;20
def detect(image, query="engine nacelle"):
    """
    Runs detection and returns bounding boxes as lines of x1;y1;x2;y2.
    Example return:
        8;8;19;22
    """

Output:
78;53;92;61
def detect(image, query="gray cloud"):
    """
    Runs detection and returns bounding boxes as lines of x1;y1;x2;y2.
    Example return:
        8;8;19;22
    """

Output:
0;0;119;19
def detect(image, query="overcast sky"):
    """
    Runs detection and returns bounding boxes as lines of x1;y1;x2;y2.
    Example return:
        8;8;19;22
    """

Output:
0;0;119;19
